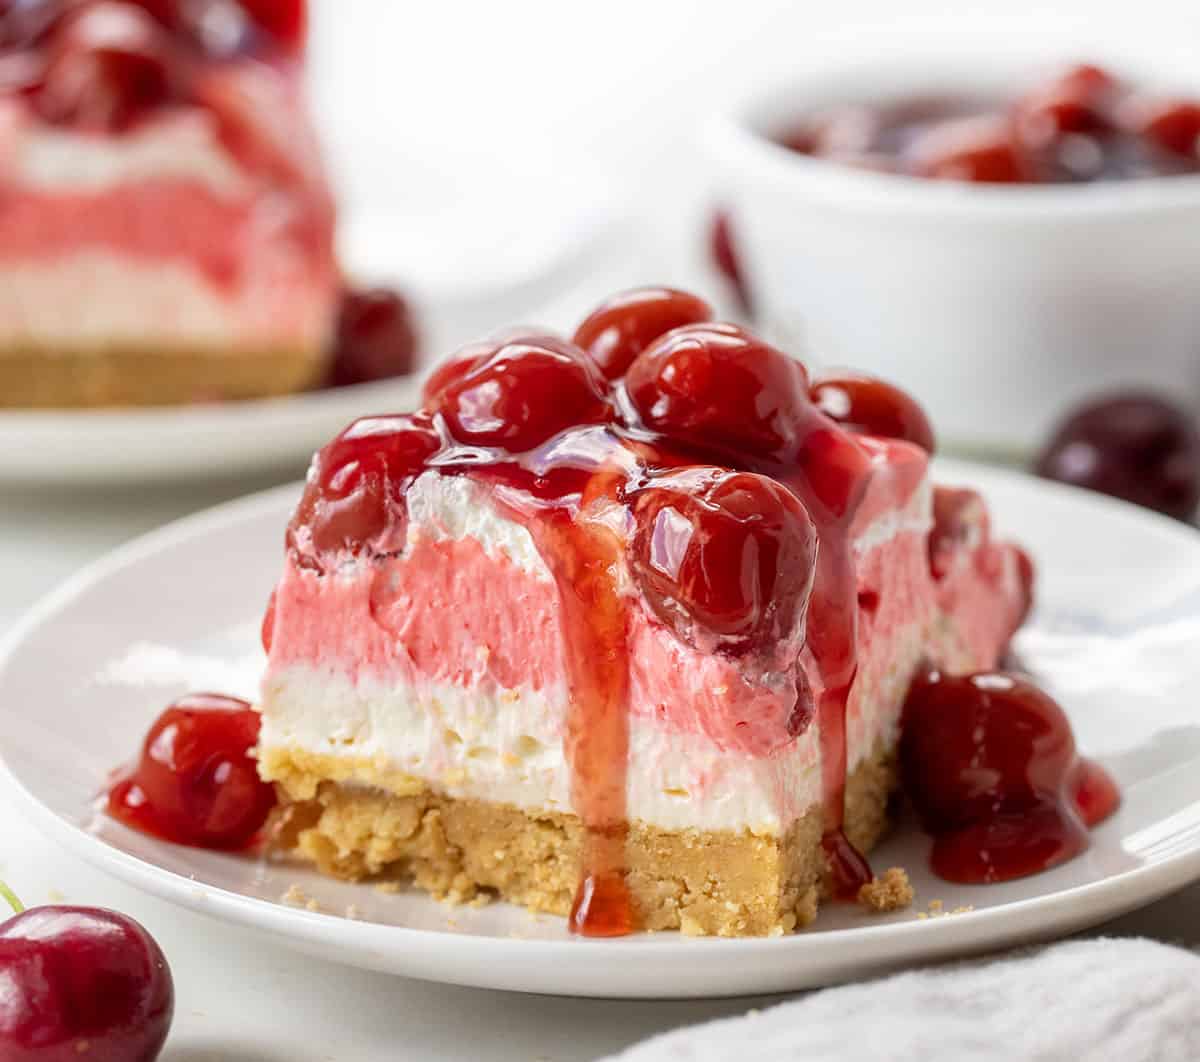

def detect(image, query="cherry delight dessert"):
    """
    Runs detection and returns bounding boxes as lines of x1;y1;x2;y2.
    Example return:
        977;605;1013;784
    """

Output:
244;284;1115;938
0;0;337;407
0;880;174;1060
107;288;1119;936
777;62;1200;184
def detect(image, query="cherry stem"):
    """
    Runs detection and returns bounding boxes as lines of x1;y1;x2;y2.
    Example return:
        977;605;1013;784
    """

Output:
0;879;24;915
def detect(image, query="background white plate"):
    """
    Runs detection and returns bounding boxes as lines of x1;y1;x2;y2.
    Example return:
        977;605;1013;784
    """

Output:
2;459;1199;998
0;193;638;486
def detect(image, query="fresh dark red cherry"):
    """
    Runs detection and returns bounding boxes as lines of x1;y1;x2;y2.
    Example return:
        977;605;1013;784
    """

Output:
901;670;1118;883
910;117;1032;183
0;885;174;1062
628;466;817;653
107;692;276;849
811;373;936;453
1133;99;1200;158
288;412;441;561
1034;393;1200;521
624;322;810;461
431;337;611;451
327;287;418;388
572;287;712;380
35;3;181;132
708;211;752;314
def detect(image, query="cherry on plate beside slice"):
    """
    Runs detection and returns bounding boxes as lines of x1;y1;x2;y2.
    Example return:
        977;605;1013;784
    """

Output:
107;692;277;849
1034;392;1200;521
0;882;174;1061
901;670;1119;884
327;287;419;388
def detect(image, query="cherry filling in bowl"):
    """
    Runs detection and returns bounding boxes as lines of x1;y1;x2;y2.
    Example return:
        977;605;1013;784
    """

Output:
776;62;1200;184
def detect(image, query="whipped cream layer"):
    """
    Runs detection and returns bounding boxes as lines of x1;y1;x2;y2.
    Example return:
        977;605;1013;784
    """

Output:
260;458;1026;835
0;101;335;352
0;251;328;352
0;103;250;194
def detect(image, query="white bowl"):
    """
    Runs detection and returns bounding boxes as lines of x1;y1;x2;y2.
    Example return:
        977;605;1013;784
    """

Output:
707;50;1200;456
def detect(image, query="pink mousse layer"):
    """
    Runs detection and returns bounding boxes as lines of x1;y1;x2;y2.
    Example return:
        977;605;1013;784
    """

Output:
265;453;1027;761
0;101;335;346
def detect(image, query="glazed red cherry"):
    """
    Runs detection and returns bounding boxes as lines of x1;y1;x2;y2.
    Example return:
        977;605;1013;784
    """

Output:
0;887;174;1062
423;331;570;409
35;3;181;132
327;287;419;388
1034;393;1200;521
901;670;1118;883
811;372;936;453
421;343;491;408
573;287;713;380
431;336;611;451
107;692;276;849
910;117;1032;183
1132;99;1200;158
288;412;441;561
629;466;817;653
903;671;1075;827
624;322;810;461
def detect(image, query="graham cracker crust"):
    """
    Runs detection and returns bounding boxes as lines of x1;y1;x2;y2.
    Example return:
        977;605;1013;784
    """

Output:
262;744;899;937
0;345;327;408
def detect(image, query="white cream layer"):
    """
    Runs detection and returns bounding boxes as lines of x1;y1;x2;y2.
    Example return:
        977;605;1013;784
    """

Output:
0;102;249;197
0;252;326;350
262;666;826;835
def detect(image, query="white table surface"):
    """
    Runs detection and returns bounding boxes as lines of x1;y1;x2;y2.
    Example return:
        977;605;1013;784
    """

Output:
3;473;1200;1062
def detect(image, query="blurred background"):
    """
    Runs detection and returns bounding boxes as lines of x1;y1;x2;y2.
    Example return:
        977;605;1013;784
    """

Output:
312;0;1200;296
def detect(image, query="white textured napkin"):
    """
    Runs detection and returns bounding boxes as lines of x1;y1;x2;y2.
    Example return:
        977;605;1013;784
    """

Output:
605;939;1200;1062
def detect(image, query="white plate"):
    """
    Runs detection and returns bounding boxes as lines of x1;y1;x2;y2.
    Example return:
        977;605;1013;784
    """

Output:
2;459;1200;998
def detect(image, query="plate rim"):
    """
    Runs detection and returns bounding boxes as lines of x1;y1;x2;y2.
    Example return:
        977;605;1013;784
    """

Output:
3;460;1200;997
